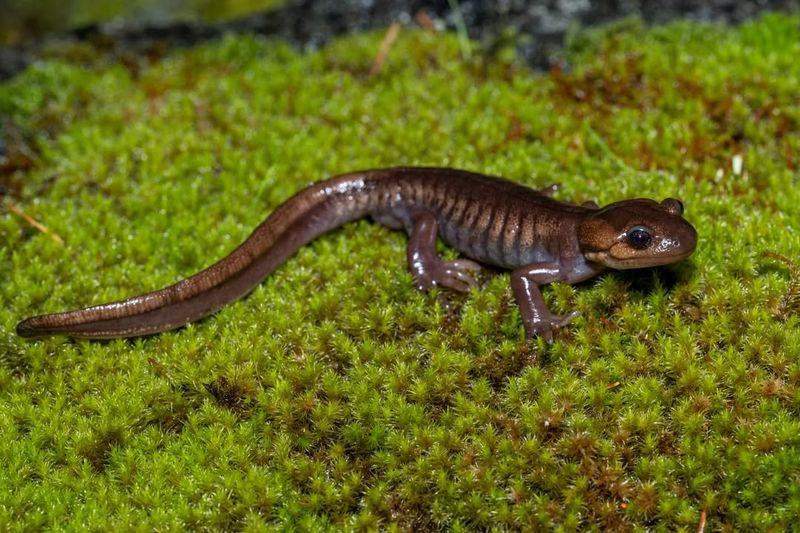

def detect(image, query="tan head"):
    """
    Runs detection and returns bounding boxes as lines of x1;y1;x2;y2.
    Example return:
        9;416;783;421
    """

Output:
577;198;697;269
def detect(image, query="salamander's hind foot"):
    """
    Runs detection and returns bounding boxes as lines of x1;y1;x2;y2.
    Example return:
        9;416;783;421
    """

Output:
413;258;482;293
405;211;482;293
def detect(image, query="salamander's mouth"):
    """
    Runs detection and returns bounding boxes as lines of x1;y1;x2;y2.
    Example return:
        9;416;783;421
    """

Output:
585;245;696;270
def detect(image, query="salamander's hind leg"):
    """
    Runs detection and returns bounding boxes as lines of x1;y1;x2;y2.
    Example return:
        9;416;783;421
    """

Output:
406;211;482;292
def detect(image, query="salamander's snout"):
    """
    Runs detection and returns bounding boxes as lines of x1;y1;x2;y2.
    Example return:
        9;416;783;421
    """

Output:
578;198;698;270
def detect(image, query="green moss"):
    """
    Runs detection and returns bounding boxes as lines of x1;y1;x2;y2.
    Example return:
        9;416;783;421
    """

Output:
2;13;800;530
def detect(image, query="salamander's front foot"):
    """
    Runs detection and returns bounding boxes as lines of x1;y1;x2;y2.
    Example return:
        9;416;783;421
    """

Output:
510;263;583;343
523;310;580;342
413;258;482;293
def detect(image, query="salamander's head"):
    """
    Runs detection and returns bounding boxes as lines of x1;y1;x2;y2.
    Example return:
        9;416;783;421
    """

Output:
578;198;697;269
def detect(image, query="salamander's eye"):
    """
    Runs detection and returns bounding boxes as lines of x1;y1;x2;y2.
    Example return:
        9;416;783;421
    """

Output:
626;226;653;249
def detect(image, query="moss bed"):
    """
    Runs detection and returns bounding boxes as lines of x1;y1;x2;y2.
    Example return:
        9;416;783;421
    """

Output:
2;14;800;530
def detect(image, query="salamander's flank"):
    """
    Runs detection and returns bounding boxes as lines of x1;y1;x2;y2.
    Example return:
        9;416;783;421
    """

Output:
17;167;697;341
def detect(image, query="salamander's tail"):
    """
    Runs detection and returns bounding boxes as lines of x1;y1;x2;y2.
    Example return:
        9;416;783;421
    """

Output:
16;170;391;339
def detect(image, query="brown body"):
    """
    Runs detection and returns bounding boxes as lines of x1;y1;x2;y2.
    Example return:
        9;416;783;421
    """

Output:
17;167;697;340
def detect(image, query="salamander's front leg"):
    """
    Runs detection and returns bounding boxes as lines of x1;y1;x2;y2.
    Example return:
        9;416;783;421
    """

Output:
511;263;580;341
407;211;482;292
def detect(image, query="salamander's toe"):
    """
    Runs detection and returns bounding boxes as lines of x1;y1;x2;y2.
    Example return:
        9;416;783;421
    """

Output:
413;258;483;293
525;310;580;342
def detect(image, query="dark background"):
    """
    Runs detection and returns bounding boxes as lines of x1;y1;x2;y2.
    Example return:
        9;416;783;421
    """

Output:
1;0;799;80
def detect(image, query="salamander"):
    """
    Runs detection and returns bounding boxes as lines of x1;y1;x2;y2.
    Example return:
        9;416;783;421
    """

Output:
16;167;697;341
